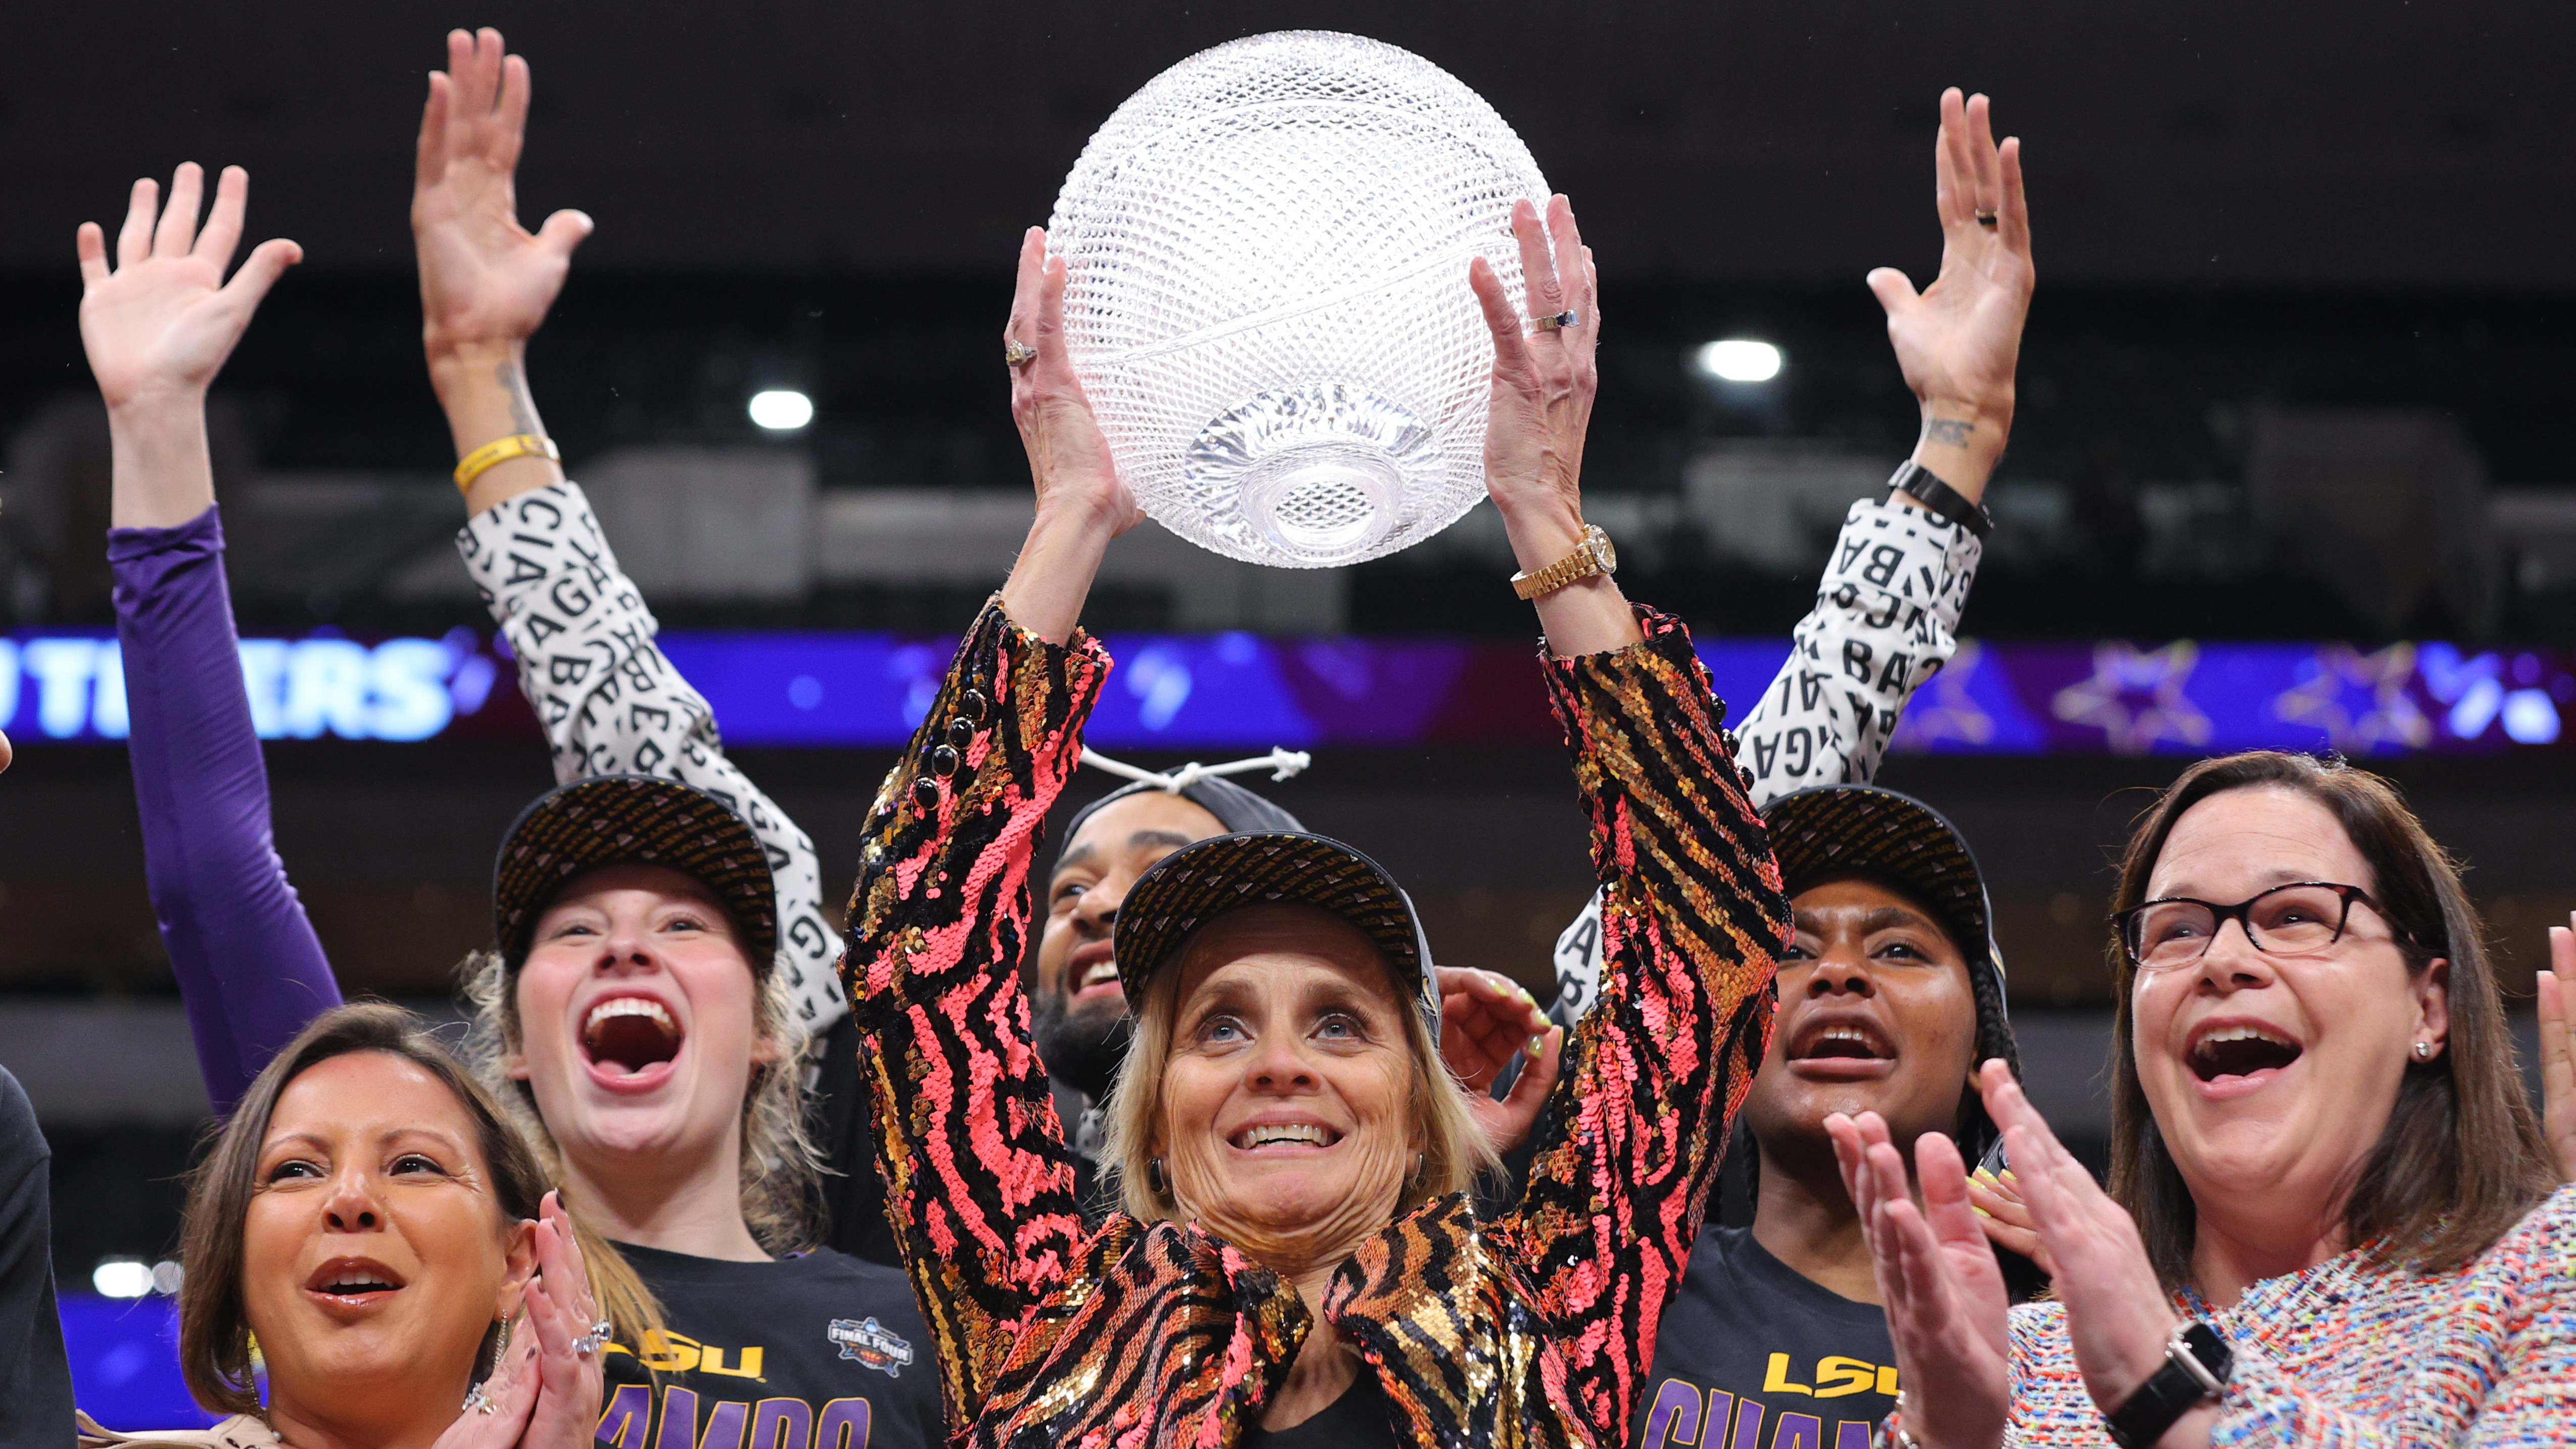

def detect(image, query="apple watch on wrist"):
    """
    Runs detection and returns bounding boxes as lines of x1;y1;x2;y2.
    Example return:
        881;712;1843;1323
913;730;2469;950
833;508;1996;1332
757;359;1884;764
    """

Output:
2103;1320;2232;1449
1509;523;1618;601
1888;460;1994;538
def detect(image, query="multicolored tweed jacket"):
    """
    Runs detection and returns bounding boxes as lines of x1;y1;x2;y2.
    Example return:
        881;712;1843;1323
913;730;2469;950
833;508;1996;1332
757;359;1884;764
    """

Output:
842;598;1790;1449
1890;1184;2576;1447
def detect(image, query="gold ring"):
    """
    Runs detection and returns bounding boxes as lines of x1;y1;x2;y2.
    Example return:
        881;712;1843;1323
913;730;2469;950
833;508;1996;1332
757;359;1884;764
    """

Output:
1003;339;1038;368
1530;310;1577;332
1975;210;1999;229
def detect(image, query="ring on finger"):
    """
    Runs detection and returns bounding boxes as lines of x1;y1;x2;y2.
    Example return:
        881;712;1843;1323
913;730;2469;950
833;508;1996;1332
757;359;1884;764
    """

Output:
1974;209;1999;229
1003;339;1038;368
1529;310;1577;332
572;1319;613;1357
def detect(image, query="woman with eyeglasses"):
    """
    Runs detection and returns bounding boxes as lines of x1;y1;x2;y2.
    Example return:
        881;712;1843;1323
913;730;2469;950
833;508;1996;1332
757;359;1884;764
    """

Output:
1830;749;2573;1447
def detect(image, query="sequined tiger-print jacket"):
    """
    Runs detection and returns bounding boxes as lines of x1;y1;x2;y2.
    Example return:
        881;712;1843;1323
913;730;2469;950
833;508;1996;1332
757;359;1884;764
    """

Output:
843;597;1790;1449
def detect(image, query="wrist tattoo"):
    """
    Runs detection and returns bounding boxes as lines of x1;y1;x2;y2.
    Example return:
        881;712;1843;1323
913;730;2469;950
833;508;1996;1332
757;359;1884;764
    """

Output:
1924;417;1975;447
498;361;542;436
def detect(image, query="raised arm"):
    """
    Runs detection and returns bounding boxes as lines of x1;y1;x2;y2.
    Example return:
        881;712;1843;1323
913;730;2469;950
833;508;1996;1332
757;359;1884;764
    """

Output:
1547;86;2032;1033
413;29;846;1034
80;163;339;1114
1468;196;1792;1436
839;226;1140;1422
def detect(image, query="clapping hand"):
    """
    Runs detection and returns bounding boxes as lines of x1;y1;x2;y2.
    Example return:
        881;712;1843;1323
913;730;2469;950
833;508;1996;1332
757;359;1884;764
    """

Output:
433;1192;607;1449
77;164;300;414
414;28;592;359
1964;1158;2059;1277
1974;1065;2177;1405
1825;1107;2012;1449
2541;924;2576;1181
1869;89;2034;497
1435;967;1563;1155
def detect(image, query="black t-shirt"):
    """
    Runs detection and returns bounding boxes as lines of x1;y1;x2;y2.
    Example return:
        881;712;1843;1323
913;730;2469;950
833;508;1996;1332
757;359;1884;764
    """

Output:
1240;1372;1401;1449
1636;1227;1897;1449
595;1241;944;1449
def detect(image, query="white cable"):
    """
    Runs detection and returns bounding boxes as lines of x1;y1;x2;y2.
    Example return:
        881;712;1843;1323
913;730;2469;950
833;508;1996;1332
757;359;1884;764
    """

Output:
1081;745;1312;790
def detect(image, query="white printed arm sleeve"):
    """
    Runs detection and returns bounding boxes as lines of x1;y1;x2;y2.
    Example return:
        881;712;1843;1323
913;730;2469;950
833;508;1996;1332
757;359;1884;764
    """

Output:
456;481;848;1034
1547;495;1982;1026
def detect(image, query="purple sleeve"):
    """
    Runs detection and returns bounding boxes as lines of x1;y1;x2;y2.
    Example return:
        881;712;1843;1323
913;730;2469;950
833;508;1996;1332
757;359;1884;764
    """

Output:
110;505;341;1115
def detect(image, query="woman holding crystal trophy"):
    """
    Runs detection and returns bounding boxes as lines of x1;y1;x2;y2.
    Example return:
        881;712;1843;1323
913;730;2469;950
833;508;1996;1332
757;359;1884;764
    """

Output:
843;31;2041;1449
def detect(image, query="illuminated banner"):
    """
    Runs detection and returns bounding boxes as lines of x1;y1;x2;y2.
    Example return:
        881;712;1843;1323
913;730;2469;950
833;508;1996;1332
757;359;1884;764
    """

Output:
6;630;2565;756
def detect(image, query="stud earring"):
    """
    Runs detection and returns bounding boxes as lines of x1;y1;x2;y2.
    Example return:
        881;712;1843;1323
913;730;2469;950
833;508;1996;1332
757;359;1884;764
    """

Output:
2413;1040;2434;1061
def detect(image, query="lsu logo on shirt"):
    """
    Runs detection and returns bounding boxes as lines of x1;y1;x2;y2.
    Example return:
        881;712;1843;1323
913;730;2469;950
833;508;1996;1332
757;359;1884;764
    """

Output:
616;1329;766;1378
1641;1355;1899;1449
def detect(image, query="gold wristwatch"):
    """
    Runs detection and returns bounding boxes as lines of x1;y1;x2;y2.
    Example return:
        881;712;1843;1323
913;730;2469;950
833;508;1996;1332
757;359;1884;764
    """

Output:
1510;523;1618;601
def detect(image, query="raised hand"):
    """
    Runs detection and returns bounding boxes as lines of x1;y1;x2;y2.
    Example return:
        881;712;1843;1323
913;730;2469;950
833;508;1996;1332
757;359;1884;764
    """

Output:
1825;1108;2011;1449
996;226;1142;643
1468;195;1638;658
1435;967;1562;1154
77;164;301;413
2541;926;2576;1181
1868;89;2034;501
414;28;592;358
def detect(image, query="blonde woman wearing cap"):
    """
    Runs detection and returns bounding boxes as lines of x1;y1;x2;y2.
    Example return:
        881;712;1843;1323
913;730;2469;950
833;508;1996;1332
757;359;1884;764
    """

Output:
77;57;946;1445
840;189;1789;1447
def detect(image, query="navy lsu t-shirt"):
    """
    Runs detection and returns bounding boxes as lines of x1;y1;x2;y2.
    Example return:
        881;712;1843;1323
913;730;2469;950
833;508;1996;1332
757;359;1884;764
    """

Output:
595;1241;943;1449
1634;1227;1898;1449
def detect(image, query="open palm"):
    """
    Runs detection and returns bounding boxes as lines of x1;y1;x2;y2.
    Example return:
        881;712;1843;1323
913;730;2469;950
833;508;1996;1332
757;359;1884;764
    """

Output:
414;27;591;354
1869;89;2035;429
77;164;300;409
1828;1110;2013;1449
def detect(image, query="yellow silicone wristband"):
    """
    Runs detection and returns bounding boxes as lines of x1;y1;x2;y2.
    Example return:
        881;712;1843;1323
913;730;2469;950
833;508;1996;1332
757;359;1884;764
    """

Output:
452;434;560;492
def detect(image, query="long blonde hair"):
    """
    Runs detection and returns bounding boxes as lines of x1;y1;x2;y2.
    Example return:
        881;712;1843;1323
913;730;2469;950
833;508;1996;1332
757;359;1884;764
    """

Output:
1101;924;1499;1223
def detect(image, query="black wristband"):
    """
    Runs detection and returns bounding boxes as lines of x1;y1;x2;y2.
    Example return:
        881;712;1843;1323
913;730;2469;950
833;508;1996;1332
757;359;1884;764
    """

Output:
2104;1321;2233;1449
1888;460;1994;538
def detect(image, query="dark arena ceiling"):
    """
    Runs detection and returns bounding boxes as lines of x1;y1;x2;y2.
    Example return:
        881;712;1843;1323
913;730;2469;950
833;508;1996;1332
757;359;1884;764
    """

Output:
6;0;2572;288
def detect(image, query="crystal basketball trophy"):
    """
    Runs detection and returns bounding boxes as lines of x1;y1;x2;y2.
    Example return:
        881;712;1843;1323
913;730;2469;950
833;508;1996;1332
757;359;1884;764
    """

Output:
1047;31;1551;567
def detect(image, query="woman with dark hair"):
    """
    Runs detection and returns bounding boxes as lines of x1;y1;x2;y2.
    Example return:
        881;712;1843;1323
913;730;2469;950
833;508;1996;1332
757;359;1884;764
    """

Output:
76;39;944;1444
1833;750;2573;1448
83;1004;606;1447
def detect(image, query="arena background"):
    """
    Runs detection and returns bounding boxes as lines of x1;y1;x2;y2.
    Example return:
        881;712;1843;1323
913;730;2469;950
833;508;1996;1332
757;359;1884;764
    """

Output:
3;0;2572;1417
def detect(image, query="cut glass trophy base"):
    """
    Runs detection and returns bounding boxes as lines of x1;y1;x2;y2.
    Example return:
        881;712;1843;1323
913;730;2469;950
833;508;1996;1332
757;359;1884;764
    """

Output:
1183;383;1441;567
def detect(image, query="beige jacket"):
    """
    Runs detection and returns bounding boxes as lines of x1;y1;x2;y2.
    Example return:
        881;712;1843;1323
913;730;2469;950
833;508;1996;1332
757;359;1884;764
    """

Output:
78;1412;282;1449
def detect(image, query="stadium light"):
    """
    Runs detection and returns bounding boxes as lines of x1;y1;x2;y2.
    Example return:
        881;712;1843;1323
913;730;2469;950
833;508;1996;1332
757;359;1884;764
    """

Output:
749;389;815;431
1693;339;1784;384
93;1259;152;1298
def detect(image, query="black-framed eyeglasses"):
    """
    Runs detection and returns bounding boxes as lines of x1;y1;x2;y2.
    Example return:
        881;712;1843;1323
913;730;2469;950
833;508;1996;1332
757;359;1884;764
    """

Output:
2115;881;2409;973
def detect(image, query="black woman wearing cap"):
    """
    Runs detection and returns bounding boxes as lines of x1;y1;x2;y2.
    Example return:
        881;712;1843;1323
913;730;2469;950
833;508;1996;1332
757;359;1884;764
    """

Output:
843;178;1788;1446
1510;89;2042;1448
1636;786;2031;1449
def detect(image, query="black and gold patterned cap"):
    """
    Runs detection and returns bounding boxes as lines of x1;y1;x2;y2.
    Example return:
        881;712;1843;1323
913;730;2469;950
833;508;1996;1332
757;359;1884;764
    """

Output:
1114;831;1438;1035
1762;784;2000;985
491;775;776;969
